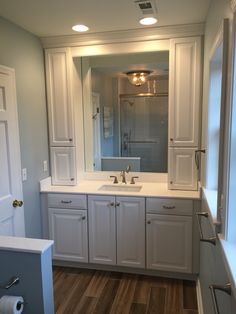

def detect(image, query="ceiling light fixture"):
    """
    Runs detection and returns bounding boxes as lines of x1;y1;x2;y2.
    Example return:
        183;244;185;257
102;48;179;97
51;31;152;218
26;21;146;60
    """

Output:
139;17;157;26
72;24;89;32
126;70;152;86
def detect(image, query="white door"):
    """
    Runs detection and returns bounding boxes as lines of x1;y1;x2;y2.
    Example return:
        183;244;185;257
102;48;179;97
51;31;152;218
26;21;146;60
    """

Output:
88;195;116;265
48;208;88;262
0;65;25;236
146;214;192;273
92;92;101;171
116;197;145;268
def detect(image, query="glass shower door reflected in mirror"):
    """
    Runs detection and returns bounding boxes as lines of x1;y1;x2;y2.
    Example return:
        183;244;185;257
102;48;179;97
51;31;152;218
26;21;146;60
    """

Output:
120;95;168;172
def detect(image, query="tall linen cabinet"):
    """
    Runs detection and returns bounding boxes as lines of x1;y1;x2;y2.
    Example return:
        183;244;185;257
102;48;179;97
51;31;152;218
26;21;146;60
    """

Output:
168;37;201;190
45;48;77;185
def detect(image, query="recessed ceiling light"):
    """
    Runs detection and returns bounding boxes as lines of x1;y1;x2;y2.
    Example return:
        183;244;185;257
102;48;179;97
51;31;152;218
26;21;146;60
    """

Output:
139;17;157;26
72;24;89;32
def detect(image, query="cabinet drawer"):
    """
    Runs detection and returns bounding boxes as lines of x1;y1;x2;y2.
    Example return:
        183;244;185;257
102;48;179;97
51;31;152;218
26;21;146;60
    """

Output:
146;198;192;215
48;193;87;209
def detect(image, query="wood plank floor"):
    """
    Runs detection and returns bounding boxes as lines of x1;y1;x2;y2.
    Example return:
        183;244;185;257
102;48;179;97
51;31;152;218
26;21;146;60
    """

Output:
53;266;198;314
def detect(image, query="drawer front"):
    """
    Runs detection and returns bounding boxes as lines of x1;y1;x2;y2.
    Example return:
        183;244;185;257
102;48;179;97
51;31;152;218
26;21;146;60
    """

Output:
146;198;193;215
48;193;87;209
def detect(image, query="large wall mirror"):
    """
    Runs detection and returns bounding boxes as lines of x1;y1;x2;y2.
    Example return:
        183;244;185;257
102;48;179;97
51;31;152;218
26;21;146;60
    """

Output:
81;51;169;173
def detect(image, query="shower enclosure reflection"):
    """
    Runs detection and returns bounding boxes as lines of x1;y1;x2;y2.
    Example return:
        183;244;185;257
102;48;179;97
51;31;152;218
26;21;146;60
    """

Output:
120;95;168;172
81;51;169;173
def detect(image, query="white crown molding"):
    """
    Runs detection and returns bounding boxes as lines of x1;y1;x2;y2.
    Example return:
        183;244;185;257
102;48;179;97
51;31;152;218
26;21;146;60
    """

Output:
40;23;205;49
231;0;236;12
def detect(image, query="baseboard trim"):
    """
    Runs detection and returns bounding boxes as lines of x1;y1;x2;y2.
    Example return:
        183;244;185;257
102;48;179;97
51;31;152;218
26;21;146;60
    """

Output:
53;259;197;281
196;278;204;314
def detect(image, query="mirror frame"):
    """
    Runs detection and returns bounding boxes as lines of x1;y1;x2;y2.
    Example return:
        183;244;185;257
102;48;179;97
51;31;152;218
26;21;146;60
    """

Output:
71;39;170;180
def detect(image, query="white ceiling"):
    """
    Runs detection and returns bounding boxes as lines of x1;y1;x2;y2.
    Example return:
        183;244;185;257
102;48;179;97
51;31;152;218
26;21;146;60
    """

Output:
0;0;211;37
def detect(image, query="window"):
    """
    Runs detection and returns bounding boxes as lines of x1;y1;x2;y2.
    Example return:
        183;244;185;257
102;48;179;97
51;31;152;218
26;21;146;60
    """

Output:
206;42;223;190
225;12;236;243
205;19;229;225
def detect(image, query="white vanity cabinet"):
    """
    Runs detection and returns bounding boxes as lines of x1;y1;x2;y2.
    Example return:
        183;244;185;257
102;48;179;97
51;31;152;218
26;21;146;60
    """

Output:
50;147;76;185
168;36;201;190
116;196;145;268
88;195;116;265
88;195;145;268
45;48;76;185
168;147;198;190
146;198;193;273
47;194;88;262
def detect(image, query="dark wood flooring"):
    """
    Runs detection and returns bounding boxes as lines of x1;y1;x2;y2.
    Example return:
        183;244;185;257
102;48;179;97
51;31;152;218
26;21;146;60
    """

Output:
53;266;198;314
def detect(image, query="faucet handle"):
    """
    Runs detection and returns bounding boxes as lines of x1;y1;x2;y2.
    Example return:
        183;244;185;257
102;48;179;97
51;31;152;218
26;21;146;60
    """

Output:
110;175;118;184
130;176;139;184
126;165;131;173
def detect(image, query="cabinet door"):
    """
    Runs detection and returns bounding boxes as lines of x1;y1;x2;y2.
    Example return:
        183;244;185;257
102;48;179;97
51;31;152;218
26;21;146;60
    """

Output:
88;195;116;265
48;208;88;262
146;214;192;273
45;48;74;146
168;147;198;190
169;37;201;147
116;197;145;268
50;147;76;185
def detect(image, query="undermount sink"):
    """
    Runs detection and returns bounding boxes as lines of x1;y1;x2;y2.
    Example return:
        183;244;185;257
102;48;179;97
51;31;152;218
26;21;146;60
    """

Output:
98;184;142;192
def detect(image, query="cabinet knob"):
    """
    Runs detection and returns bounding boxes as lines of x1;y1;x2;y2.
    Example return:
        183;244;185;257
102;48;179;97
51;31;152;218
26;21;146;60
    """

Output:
170;138;174;141
71;178;75;181
110;202;115;207
147;221;151;224
116;202;120;207
81;216;86;220
69;138;73;142
12;200;23;208
170;181;173;184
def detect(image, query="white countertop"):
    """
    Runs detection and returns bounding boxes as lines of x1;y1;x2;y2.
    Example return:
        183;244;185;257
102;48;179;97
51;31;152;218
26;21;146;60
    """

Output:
40;179;201;199
0;236;53;254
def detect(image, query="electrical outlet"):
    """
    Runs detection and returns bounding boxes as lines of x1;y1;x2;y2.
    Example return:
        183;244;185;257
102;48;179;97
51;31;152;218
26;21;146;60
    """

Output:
22;168;27;181
43;160;48;172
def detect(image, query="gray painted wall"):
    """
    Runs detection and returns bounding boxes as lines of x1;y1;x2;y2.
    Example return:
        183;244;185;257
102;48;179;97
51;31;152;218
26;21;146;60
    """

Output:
0;17;49;238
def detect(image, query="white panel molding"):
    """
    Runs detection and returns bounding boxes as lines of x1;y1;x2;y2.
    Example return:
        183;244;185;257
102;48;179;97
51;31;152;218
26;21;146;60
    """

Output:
196;278;204;314
231;0;236;12
41;23;205;48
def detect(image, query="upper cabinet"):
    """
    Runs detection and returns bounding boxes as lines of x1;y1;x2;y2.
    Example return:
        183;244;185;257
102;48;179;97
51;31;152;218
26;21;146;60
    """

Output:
45;48;75;146
169;37;201;147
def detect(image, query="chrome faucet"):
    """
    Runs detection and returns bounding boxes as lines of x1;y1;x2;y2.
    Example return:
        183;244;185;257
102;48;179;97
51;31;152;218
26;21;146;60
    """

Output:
120;165;131;184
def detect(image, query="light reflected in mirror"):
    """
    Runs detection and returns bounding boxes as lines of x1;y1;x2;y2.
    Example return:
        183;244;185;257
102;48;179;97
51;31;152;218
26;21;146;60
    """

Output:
81;51;169;173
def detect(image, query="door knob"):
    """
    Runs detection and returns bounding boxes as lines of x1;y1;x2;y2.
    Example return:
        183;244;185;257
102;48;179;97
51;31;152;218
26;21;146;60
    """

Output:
12;200;23;208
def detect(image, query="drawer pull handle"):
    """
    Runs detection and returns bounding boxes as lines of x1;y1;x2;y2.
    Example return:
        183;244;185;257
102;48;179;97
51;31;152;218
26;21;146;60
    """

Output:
209;283;231;314
163;205;176;209
61;200;72;204
196;212;216;245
